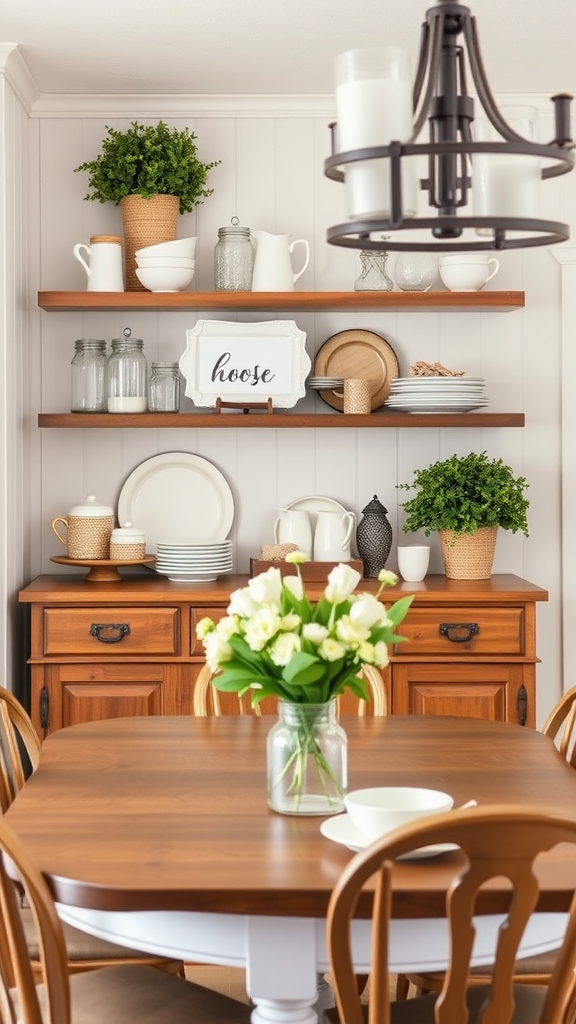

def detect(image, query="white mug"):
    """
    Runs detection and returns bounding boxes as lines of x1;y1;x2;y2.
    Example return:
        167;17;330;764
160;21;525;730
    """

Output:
439;255;499;292
73;235;124;292
397;545;430;582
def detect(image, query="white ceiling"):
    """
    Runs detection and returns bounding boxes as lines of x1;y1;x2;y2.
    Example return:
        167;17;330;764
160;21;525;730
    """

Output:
2;0;576;98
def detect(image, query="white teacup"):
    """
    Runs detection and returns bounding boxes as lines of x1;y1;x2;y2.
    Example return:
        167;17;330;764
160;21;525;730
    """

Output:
344;787;454;843
439;255;500;292
397;545;430;582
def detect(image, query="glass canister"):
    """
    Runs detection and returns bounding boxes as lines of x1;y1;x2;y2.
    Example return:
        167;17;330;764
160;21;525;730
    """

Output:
355;251;393;291
267;701;347;816
214;216;253;291
71;339;107;412
148;362;181;412
107;328;148;413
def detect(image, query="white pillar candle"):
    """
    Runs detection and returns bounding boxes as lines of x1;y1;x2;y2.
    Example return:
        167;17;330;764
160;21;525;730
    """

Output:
335;48;417;221
472;106;541;232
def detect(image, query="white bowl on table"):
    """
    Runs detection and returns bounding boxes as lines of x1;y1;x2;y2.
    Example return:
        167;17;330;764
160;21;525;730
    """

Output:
344;786;454;843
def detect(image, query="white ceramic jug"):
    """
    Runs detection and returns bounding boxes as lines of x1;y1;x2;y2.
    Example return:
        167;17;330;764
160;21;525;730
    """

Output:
251;231;310;291
273;508;313;557
313;510;355;562
73;235;124;292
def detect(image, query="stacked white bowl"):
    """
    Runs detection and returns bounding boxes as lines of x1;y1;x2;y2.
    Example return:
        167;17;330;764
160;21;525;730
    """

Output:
135;237;196;292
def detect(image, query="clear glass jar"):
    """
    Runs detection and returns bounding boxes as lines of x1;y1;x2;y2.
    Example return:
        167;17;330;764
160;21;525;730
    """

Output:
71;339;107;412
393;253;438;291
355;251;393;291
107;329;148;413
148;362;181;413
267;701;347;816
214;217;253;291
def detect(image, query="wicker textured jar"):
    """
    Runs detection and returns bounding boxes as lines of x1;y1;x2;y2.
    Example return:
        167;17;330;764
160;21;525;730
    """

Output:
110;523;146;561
51;495;115;560
439;527;498;580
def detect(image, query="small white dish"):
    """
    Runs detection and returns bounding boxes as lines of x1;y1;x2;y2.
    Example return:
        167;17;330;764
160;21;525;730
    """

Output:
319;813;459;860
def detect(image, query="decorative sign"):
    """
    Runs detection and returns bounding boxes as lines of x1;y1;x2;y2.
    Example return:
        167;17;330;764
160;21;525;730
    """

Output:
180;320;310;408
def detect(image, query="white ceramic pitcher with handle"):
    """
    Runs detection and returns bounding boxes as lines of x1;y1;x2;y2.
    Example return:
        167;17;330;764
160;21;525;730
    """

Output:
73;235;124;292
251;231;310;291
313;510;355;562
273;508;313;557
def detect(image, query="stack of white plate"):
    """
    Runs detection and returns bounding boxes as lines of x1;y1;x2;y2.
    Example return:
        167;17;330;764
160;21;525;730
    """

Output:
154;540;233;583
384;376;488;413
307;377;344;390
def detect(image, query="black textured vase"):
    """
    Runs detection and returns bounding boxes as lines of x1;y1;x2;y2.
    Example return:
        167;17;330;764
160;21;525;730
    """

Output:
356;495;393;578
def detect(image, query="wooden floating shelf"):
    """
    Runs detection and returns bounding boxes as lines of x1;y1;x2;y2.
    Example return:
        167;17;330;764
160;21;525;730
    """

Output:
38;412;525;429
37;290;525;313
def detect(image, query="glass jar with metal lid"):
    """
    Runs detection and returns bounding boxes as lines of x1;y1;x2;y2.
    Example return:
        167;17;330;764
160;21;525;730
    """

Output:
106;328;148;413
71;338;107;412
148;362;181;413
214;216;253;291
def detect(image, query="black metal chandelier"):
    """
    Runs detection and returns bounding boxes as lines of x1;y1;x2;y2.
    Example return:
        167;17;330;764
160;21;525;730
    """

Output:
324;1;574;251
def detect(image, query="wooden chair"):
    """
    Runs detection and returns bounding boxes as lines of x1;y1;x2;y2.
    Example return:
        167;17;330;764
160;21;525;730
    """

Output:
0;684;186;980
192;663;388;717
396;685;576;1001
0;813;253;1024
326;804;576;1024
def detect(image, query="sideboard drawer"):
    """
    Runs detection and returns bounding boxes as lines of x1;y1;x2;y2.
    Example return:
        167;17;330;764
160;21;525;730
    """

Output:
394;606;524;656
190;607;228;654
43;607;180;656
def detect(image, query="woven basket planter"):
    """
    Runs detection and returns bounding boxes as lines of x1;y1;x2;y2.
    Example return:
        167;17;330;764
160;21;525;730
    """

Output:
439;527;498;580
120;194;179;291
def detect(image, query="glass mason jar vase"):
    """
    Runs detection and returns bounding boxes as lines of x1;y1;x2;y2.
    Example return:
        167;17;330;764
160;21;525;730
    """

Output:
71;338;107;412
267;701;347;816
107;329;148;413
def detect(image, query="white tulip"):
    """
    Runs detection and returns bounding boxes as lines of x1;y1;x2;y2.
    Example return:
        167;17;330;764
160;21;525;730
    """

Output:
302;622;329;645
215;615;240;641
324;564;361;604
283;574;304;600
244;606;282;651
269;632;301;666
204;632;233;672
228;586;257;619
248;567;283;607
373;641;390;669
319;637;348;662
350;594;390;630
335;615;370;644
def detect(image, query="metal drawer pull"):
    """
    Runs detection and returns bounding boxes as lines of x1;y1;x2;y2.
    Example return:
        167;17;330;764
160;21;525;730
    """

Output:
439;622;479;643
90;623;131;644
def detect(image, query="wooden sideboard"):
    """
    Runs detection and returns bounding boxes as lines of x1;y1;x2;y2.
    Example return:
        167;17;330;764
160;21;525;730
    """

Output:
18;573;548;736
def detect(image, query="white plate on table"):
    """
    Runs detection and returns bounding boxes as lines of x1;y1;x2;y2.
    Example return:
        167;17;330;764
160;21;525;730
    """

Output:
118;453;234;553
320;813;459;859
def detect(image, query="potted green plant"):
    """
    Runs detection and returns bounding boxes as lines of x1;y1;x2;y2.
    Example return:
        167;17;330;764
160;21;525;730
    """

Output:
397;450;529;579
74;121;220;290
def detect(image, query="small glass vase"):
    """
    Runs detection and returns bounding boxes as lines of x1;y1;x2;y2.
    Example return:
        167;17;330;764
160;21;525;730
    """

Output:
267;701;347;816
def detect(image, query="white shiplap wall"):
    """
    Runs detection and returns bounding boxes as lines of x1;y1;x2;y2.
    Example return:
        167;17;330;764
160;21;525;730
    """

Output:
2;60;575;724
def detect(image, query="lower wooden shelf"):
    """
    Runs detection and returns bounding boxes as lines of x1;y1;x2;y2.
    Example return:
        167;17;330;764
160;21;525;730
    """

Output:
38;412;525;428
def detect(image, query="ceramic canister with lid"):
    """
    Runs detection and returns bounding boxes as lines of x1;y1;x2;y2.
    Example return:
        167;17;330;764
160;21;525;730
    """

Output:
50;495;115;559
110;522;146;560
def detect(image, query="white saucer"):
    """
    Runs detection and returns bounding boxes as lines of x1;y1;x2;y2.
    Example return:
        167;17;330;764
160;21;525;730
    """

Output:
320;813;459;859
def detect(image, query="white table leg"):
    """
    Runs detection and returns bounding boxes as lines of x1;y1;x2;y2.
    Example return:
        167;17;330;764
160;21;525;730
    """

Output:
247;917;321;1024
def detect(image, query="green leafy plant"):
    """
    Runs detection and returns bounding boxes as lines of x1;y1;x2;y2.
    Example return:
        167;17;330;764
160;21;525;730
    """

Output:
397;451;530;538
74;121;220;214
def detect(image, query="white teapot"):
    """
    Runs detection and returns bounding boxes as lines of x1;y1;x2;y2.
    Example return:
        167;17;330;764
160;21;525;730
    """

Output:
251;231;310;291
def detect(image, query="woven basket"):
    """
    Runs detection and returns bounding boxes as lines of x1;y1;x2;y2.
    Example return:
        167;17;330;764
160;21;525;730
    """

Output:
439;527;498;580
120;194;179;291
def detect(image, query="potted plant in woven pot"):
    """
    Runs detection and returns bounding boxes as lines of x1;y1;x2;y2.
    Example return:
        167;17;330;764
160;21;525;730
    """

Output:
397;451;529;579
74;121;220;290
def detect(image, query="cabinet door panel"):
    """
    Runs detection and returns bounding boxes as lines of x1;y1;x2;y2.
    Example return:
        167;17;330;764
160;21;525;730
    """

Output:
392;663;530;725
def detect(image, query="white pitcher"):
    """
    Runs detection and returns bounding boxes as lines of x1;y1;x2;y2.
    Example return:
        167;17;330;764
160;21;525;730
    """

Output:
251;231;310;291
313;510;355;562
73;235;124;292
273;508;313;557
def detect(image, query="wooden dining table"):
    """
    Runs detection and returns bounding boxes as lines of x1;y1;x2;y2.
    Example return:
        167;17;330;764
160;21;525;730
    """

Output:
6;714;576;1024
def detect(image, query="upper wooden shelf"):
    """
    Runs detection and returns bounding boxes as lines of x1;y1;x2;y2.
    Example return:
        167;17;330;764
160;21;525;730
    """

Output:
37;290;525;313
38;412;525;429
